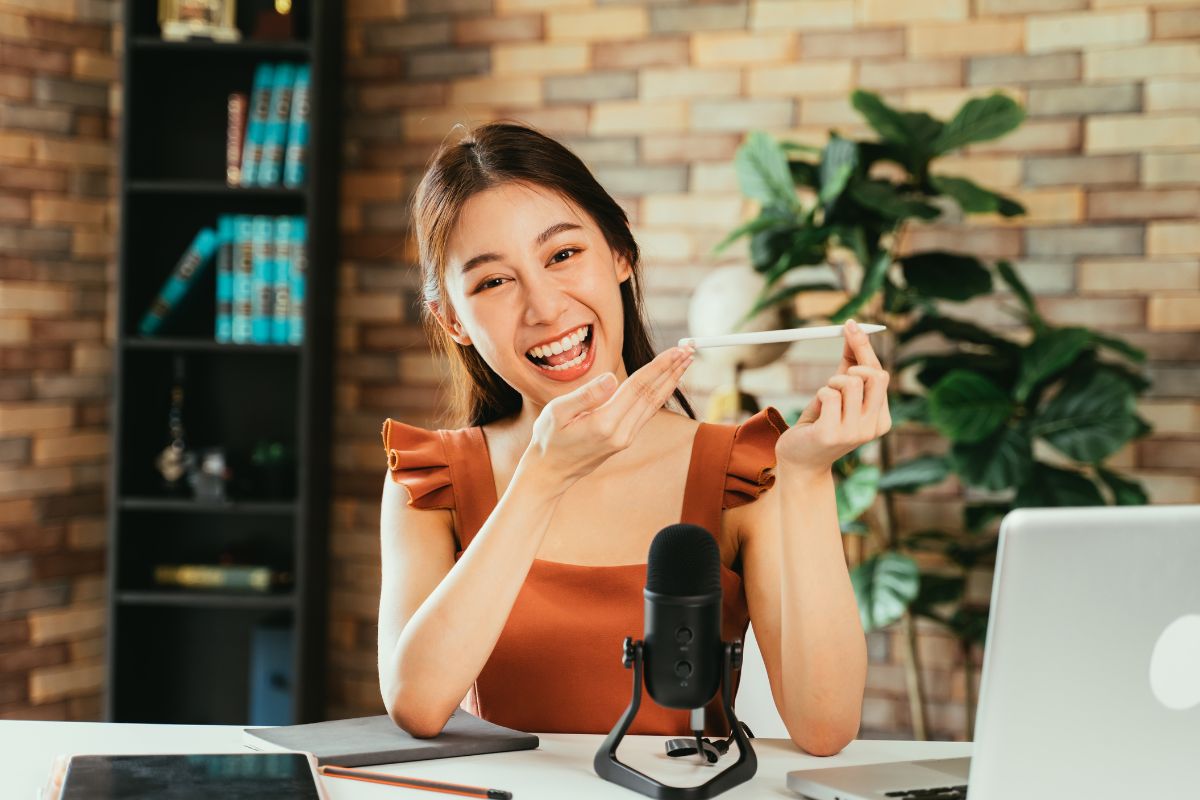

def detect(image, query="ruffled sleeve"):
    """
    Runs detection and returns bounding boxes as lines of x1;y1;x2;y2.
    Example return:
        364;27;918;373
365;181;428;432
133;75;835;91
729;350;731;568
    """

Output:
380;417;455;511
723;406;788;510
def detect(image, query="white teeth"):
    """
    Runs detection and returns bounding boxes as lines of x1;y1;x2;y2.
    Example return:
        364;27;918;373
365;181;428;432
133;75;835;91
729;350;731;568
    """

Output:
526;325;589;360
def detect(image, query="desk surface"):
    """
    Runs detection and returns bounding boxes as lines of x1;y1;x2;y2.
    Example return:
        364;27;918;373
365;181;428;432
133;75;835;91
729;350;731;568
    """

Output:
2;720;970;799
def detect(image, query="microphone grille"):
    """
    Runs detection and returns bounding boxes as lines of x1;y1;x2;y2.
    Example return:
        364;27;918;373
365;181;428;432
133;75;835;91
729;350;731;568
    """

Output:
645;524;721;596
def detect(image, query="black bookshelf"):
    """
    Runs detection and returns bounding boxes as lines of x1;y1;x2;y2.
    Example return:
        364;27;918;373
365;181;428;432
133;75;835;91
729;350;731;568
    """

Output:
106;1;342;725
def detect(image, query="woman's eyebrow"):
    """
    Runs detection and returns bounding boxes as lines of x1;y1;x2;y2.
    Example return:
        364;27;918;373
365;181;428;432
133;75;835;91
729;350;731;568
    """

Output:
460;222;583;274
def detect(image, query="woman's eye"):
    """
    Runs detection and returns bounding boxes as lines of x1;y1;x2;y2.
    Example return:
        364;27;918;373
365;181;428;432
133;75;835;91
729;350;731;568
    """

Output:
475;277;505;292
551;248;578;264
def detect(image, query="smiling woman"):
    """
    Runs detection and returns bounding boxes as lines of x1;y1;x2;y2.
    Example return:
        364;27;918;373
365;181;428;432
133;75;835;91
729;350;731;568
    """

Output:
376;121;878;754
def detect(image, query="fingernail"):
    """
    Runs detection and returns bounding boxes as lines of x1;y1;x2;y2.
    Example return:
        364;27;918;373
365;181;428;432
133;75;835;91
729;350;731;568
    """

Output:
847;318;860;332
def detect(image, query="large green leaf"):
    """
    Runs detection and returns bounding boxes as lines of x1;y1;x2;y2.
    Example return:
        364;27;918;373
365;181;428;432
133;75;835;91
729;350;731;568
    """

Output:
741;281;839;324
1014;463;1105;508
734;131;798;209
889;393;929;425
879;455;950;493
903;351;1018;391
965;502;1011;533
762;226;833;287
996;261;1042;327
849;180;941;221
1091;332;1146;364
930;174;1025;217
818;134;858;207
931;93;1026;155
899;314;1019;352
851;90;943;158
850;552;920;633
927;370;1013;443
950;424;1033;491
836;464;880;528
1032;369;1140;463
1015;327;1092;402
711;205;795;255
1095;466;1149;506
909;570;965;618
901;252;993;302
831;249;891;322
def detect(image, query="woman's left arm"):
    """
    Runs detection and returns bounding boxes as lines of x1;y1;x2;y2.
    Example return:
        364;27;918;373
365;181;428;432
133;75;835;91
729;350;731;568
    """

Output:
738;318;892;756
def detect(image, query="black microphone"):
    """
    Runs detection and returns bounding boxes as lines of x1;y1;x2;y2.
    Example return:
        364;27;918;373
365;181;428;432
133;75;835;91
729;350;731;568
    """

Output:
644;524;723;720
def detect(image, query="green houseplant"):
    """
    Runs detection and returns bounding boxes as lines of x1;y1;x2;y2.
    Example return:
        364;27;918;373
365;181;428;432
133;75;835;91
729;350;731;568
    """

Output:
719;90;1153;739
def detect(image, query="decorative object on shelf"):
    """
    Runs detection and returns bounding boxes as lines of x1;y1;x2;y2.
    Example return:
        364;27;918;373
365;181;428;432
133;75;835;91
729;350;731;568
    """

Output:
153;563;292;592
247;0;296;41
158;0;241;42
154;355;195;494
188;446;232;502
250;439;296;499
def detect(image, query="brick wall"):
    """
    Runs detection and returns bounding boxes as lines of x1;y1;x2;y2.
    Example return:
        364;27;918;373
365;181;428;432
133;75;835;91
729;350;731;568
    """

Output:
0;1;118;720
334;0;1200;739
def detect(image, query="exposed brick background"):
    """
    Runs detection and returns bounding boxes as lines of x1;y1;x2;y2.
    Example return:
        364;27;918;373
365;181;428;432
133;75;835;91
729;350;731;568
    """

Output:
0;0;118;721
333;0;1200;741
1;0;1196;740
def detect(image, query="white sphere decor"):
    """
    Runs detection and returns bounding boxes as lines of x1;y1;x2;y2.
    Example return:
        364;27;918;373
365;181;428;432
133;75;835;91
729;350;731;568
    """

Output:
686;264;792;369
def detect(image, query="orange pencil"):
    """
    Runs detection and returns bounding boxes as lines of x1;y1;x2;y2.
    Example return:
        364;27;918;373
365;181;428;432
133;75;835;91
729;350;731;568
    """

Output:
317;765;513;799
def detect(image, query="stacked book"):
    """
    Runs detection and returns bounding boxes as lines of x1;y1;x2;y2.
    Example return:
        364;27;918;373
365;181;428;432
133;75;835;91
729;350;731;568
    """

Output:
227;61;310;188
138;215;307;345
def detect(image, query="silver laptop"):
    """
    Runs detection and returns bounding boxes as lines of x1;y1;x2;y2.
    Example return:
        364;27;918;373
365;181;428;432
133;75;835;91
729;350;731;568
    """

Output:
788;504;1200;800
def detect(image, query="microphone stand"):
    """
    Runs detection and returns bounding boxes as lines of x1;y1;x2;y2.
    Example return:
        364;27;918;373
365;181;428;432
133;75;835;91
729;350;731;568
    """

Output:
594;638;757;799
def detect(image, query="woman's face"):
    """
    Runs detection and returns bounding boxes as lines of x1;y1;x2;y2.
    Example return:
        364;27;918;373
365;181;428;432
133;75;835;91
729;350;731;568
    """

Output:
438;181;633;407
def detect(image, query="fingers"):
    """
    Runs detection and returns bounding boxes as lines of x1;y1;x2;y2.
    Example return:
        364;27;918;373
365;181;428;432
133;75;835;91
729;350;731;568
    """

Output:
847;365;891;437
599;345;693;422
550;371;619;423
837;318;883;374
827;374;863;429
613;346;694;442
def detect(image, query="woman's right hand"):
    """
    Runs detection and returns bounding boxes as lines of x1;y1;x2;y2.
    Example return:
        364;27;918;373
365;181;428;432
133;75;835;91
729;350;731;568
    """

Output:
523;344;696;490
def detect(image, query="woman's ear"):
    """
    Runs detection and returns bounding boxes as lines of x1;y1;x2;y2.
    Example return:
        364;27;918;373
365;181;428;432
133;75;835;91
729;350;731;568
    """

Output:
615;253;633;285
428;300;472;346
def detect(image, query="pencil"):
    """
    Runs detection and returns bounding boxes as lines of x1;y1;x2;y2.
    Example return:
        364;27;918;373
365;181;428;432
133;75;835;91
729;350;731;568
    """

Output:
317;765;513;799
679;323;886;349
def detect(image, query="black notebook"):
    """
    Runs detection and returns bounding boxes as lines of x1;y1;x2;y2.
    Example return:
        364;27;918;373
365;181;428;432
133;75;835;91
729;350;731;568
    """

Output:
242;709;539;767
51;753;324;800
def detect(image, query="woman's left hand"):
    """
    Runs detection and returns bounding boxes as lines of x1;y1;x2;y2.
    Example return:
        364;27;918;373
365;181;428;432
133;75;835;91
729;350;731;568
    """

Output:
776;319;892;476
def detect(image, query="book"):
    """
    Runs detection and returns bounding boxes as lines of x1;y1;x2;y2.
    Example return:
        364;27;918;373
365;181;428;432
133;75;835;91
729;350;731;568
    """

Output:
138;228;218;336
240;63;274;187
272;216;294;344
282;65;310;189
232;215;255;344
258;62;296;186
249;622;293;726
226;92;247;186
243;709;540;767
152;563;285;592
250;215;275;344
288;218;307;345
215;214;235;342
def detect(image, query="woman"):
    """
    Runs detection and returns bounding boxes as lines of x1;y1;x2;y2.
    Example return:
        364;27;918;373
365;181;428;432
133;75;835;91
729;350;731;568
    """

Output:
378;122;890;756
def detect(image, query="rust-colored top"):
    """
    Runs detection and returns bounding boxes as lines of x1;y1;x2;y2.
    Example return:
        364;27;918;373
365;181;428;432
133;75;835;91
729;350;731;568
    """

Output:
380;407;788;736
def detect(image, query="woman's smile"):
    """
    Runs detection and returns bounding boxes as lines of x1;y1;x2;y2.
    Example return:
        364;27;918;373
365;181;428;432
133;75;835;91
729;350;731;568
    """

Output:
523;324;598;382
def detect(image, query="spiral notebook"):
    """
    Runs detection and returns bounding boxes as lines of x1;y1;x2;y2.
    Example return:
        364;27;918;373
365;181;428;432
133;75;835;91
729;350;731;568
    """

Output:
242;709;539;767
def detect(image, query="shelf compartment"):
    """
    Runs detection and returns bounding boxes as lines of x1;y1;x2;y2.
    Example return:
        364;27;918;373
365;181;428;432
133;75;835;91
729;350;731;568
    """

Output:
127;0;313;48
112;604;294;724
120;496;296;515
117;591;296;610
127;180;306;198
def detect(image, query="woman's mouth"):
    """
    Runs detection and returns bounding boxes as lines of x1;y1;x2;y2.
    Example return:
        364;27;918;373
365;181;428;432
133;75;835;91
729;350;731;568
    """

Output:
524;324;596;381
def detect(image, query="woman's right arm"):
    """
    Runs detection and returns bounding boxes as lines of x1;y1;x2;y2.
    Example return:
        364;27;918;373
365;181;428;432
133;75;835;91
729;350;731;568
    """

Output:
378;345;695;737
377;453;570;737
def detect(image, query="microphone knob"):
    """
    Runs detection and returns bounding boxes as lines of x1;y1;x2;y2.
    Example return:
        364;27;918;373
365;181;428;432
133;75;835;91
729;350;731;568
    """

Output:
731;640;743;670
674;660;693;678
675;627;693;644
622;637;636;669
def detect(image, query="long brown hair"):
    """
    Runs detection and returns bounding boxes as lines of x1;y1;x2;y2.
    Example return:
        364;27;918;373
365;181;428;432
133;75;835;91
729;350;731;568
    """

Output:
411;120;696;429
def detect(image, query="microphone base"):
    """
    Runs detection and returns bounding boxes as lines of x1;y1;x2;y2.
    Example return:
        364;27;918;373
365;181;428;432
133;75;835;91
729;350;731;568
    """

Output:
593;639;757;799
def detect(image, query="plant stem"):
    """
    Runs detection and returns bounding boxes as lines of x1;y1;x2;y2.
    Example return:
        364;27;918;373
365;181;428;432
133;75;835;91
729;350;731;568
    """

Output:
874;325;929;741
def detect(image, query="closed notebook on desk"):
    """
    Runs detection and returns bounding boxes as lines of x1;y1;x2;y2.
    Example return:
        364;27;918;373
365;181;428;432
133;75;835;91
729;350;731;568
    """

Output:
242;709;539;767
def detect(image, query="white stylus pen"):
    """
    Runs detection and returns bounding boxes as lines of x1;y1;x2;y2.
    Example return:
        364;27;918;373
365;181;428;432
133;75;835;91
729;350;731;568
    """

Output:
679;323;887;349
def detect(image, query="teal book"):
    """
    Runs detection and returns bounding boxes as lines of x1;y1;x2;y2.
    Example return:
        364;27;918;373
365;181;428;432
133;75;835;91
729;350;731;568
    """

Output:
282;65;310;189
240;63;274;187
257;62;296;187
231;215;255;344
215;215;235;343
138;228;218;336
288;218;307;345
271;216;294;344
250;216;276;344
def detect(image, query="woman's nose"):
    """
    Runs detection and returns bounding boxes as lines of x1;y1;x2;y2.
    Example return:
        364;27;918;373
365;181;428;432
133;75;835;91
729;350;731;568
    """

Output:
522;277;569;326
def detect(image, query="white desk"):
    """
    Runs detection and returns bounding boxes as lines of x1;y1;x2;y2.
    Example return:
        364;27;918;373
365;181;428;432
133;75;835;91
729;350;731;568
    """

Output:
1;720;970;799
